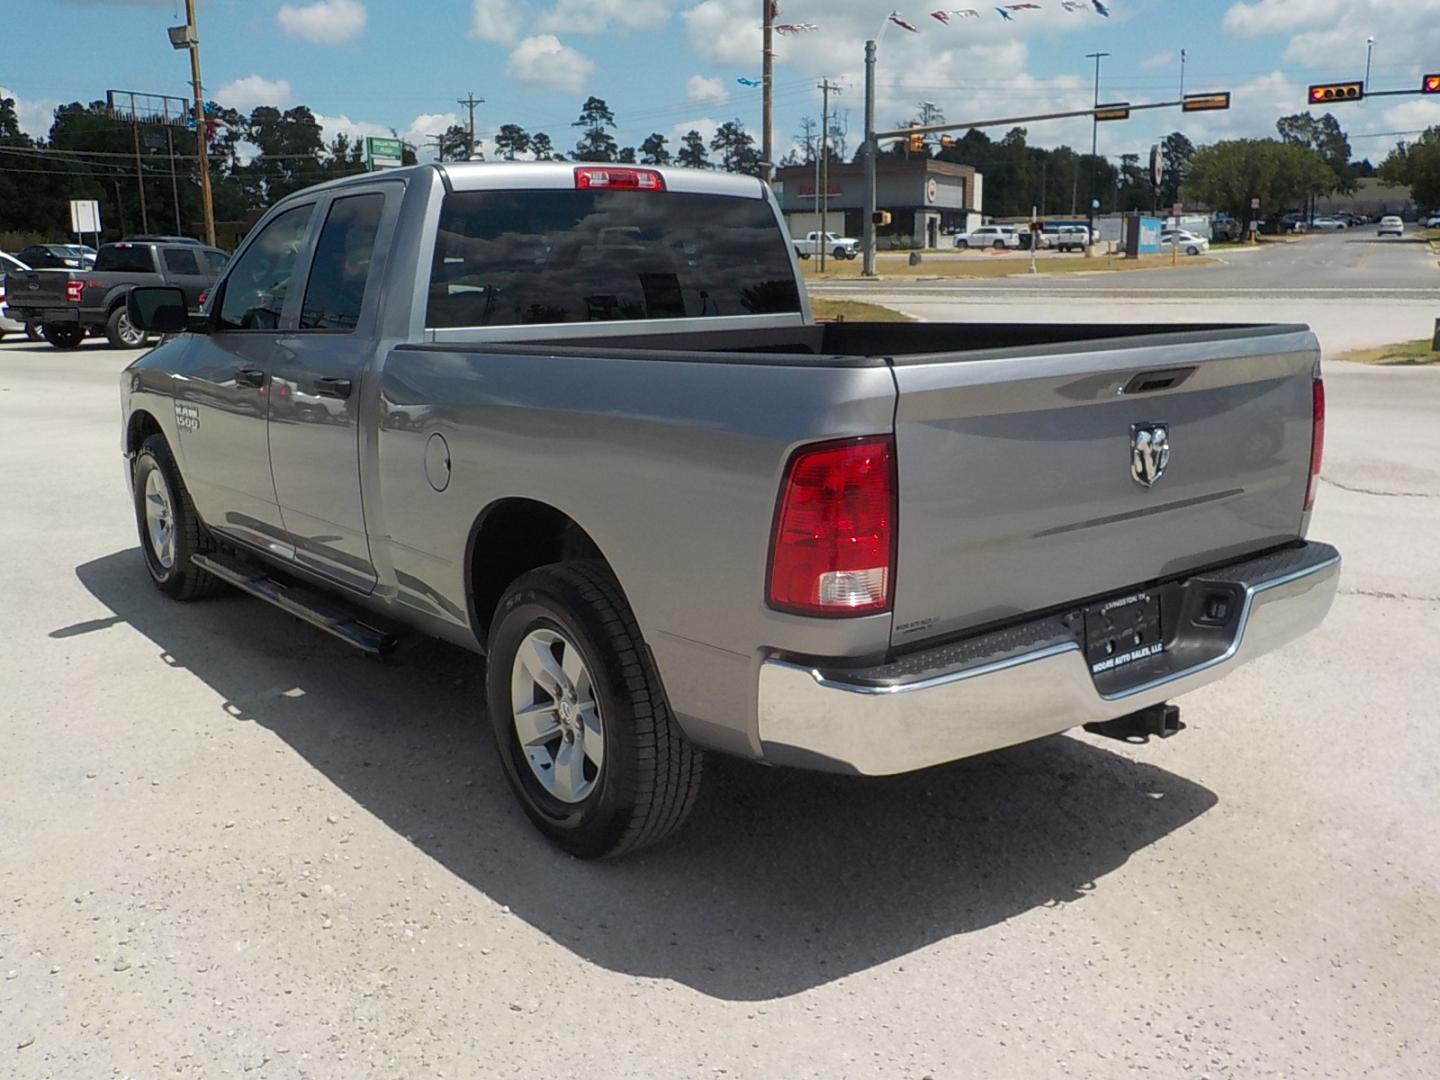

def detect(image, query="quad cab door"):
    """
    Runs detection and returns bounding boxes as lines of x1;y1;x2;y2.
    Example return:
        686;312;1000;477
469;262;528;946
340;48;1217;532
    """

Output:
266;183;399;591
172;202;317;558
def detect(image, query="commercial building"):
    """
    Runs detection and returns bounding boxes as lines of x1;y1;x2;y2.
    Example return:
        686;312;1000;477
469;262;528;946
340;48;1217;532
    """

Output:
776;158;983;249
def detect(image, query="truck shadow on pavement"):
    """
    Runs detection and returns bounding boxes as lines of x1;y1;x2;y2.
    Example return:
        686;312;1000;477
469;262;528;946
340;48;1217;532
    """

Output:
70;549;1218;1002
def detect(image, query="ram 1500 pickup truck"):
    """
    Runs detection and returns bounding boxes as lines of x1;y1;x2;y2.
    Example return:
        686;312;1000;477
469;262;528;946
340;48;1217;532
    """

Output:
120;162;1339;858
10;239;228;349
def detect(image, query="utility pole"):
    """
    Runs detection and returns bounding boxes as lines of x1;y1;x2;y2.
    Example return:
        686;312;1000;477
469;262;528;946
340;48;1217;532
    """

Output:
1085;51;1109;257
818;79;841;273
184;0;215;246
1180;48;1187;99
426;132;445;162
166;126;182;235
862;38;878;276
457;92;483;159
130;116;149;233
762;0;775;182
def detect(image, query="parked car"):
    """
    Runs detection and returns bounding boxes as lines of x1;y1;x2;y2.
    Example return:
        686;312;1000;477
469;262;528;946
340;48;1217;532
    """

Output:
1053;225;1091;252
118;161;1339;858
0;251;32;339
1209;215;1243;242
1161;229;1210;255
956;224;1022;249
1377;216;1405;237
1421;214;1440;228
6;239;229;348
124;235;204;246
1310;217;1348;231
792;231;859;260
16;243;95;270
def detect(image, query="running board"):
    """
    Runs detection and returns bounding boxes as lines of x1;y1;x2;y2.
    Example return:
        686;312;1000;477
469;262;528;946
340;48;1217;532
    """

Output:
191;551;398;655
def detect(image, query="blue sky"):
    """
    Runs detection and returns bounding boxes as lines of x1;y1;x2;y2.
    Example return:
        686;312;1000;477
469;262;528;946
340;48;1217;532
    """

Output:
4;0;1440;165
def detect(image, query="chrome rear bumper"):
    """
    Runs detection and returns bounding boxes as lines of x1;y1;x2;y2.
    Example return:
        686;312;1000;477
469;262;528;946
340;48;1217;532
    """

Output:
757;542;1340;775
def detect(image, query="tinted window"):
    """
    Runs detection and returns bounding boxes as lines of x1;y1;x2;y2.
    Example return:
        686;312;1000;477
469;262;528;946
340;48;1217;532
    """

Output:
201;249;229;274
95;246;157;273
427;189;800;328
162;248;202;275
217;204;313;331
299;193;384;331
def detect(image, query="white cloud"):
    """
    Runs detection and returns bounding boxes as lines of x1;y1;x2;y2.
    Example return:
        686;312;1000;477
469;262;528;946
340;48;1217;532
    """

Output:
505;34;595;93
1224;0;1440;72
537;0;672;35
1;86;58;140
276;0;367;43
471;0;525;44
315;110;466;159
1222;0;1343;37
686;74;728;104
671;117;719;144
1140;51;1174;70
214;75;294;112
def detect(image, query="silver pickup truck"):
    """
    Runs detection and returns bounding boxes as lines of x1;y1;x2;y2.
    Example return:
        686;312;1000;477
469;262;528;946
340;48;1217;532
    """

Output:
120;162;1339;858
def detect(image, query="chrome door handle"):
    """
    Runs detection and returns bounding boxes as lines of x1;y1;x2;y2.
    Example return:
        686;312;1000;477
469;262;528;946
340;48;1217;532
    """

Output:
234;366;266;389
314;377;353;399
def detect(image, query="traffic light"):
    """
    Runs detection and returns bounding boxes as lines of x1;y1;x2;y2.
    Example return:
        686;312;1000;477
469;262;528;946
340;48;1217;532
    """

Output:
1308;81;1364;104
939;134;955;150
872;211;892;226
907;125;925;154
1423;74;1440;94
1094;102;1131;121
1182;92;1231;112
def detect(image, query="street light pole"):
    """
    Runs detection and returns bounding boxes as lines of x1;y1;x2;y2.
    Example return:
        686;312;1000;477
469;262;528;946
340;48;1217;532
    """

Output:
862;38;878;277
1085;51;1109;257
762;0;775;182
184;0;215;246
1365;37;1375;91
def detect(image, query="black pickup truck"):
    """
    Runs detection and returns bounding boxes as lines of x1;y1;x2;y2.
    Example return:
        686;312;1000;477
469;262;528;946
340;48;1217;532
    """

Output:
7;240;228;348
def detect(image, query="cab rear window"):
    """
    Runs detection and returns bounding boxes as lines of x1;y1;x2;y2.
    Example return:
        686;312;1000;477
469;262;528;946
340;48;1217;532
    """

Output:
95;246;156;273
426;189;800;328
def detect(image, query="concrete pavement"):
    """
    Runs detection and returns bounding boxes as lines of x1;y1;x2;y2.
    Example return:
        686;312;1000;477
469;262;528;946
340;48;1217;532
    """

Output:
1;327;1437;1078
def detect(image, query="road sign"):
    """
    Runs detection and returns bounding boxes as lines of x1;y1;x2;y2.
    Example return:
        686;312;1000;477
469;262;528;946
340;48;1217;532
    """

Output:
1250;197;1261;209
1308;81;1364;104
1094;102;1130;121
1091;198;1101;210
1182;92;1231;113
366;136;405;171
1172;202;1183;218
1150;143;1163;188
70;199;101;234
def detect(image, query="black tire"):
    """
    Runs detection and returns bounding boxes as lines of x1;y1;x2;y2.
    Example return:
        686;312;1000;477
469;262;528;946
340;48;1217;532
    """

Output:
486;561;703;859
43;323;84;349
1187;246;1200;256
833;247;847;261
131;434;224;600
797;252;810;260
105;305;148;349
993;239;1006;249
956;239;969;249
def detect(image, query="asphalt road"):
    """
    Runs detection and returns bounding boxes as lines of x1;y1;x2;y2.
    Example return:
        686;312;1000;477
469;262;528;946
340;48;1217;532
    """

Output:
2;323;1438;1078
818;231;1440;353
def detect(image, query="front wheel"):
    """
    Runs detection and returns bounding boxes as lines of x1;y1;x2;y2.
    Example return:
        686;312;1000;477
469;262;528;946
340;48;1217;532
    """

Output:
131;435;224;600
1187;246;1200;256
486;561;703;859
955;239;969;249
106;305;148;348
43;323;84;349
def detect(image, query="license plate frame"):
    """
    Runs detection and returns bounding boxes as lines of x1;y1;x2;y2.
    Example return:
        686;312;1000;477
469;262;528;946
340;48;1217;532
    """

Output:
1083;591;1164;676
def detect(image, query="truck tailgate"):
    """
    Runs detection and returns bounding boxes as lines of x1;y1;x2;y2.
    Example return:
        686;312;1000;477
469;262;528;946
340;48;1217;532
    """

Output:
889;325;1319;646
9;270;76;308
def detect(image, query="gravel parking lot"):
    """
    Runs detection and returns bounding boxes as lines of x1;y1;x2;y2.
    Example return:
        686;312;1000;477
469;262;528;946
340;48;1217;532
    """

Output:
2;322;1437;1077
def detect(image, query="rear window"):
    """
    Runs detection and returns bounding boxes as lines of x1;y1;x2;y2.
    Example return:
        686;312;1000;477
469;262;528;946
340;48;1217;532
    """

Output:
201;249;229;274
427;189;800;329
95;246;156;273
162;248;201;275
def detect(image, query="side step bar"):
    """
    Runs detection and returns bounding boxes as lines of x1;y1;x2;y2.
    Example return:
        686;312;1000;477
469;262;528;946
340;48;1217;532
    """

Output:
192;551;398;656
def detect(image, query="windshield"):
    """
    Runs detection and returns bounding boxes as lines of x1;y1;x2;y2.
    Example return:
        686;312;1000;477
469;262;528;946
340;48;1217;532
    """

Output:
427;189;800;328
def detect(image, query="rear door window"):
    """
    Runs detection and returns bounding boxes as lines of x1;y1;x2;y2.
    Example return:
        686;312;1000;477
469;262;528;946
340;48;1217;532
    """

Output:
162;248;202;275
299;192;385;331
201;249;230;274
427;189;800;328
95;246;157;273
217;204;314;331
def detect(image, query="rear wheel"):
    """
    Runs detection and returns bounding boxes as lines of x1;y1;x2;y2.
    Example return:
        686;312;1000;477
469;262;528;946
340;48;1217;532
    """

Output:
131;434;224;600
43;323;84;349
486;561;703;859
105;305;147;348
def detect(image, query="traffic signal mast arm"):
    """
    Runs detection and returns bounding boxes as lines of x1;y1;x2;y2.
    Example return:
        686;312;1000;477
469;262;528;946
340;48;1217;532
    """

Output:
873;94;1227;141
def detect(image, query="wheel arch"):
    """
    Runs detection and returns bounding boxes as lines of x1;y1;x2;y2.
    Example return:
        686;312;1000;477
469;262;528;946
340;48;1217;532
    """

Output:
464;497;613;650
125;408;166;458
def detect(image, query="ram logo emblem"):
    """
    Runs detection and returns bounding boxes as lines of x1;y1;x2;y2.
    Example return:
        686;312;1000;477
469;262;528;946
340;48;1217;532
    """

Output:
1130;423;1170;487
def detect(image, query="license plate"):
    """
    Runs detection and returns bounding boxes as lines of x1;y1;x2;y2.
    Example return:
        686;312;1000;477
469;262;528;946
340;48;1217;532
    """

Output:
1084;592;1164;675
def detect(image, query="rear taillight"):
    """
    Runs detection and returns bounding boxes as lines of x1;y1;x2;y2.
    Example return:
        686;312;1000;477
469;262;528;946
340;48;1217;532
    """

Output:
768;436;895;616
574;166;665;191
65;280;83;303
1305;376;1325;511
198;290;208;308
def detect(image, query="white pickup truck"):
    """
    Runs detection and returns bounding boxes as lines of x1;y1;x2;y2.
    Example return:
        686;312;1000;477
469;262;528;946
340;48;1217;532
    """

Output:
792;230;860;260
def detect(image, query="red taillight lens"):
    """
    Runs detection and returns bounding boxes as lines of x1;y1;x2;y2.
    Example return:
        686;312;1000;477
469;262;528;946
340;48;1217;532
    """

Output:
1305;376;1325;511
198;290;208;308
574;166;665;191
768;436;895;616
66;280;84;303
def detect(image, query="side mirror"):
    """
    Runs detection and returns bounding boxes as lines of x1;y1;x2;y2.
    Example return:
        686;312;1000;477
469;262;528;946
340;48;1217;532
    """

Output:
127;286;189;334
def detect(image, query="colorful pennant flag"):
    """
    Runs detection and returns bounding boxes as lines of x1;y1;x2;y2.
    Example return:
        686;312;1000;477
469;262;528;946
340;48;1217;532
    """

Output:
888;11;920;32
1003;3;1042;9
774;22;818;33
931;8;951;21
995;6;1014;18
737;77;762;87
1092;0;1111;14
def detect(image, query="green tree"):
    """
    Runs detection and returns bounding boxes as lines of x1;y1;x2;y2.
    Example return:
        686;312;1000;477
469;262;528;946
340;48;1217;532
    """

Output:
676;129;710;169
1379;128;1440;208
638;132;670;165
436;123;471;162
1183;138;1335;222
1160;131;1195;207
617;145;637;163
530;131;559;161
572;96;617;162
709;119;761;175
494;123;530;161
1277;112;1355;194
